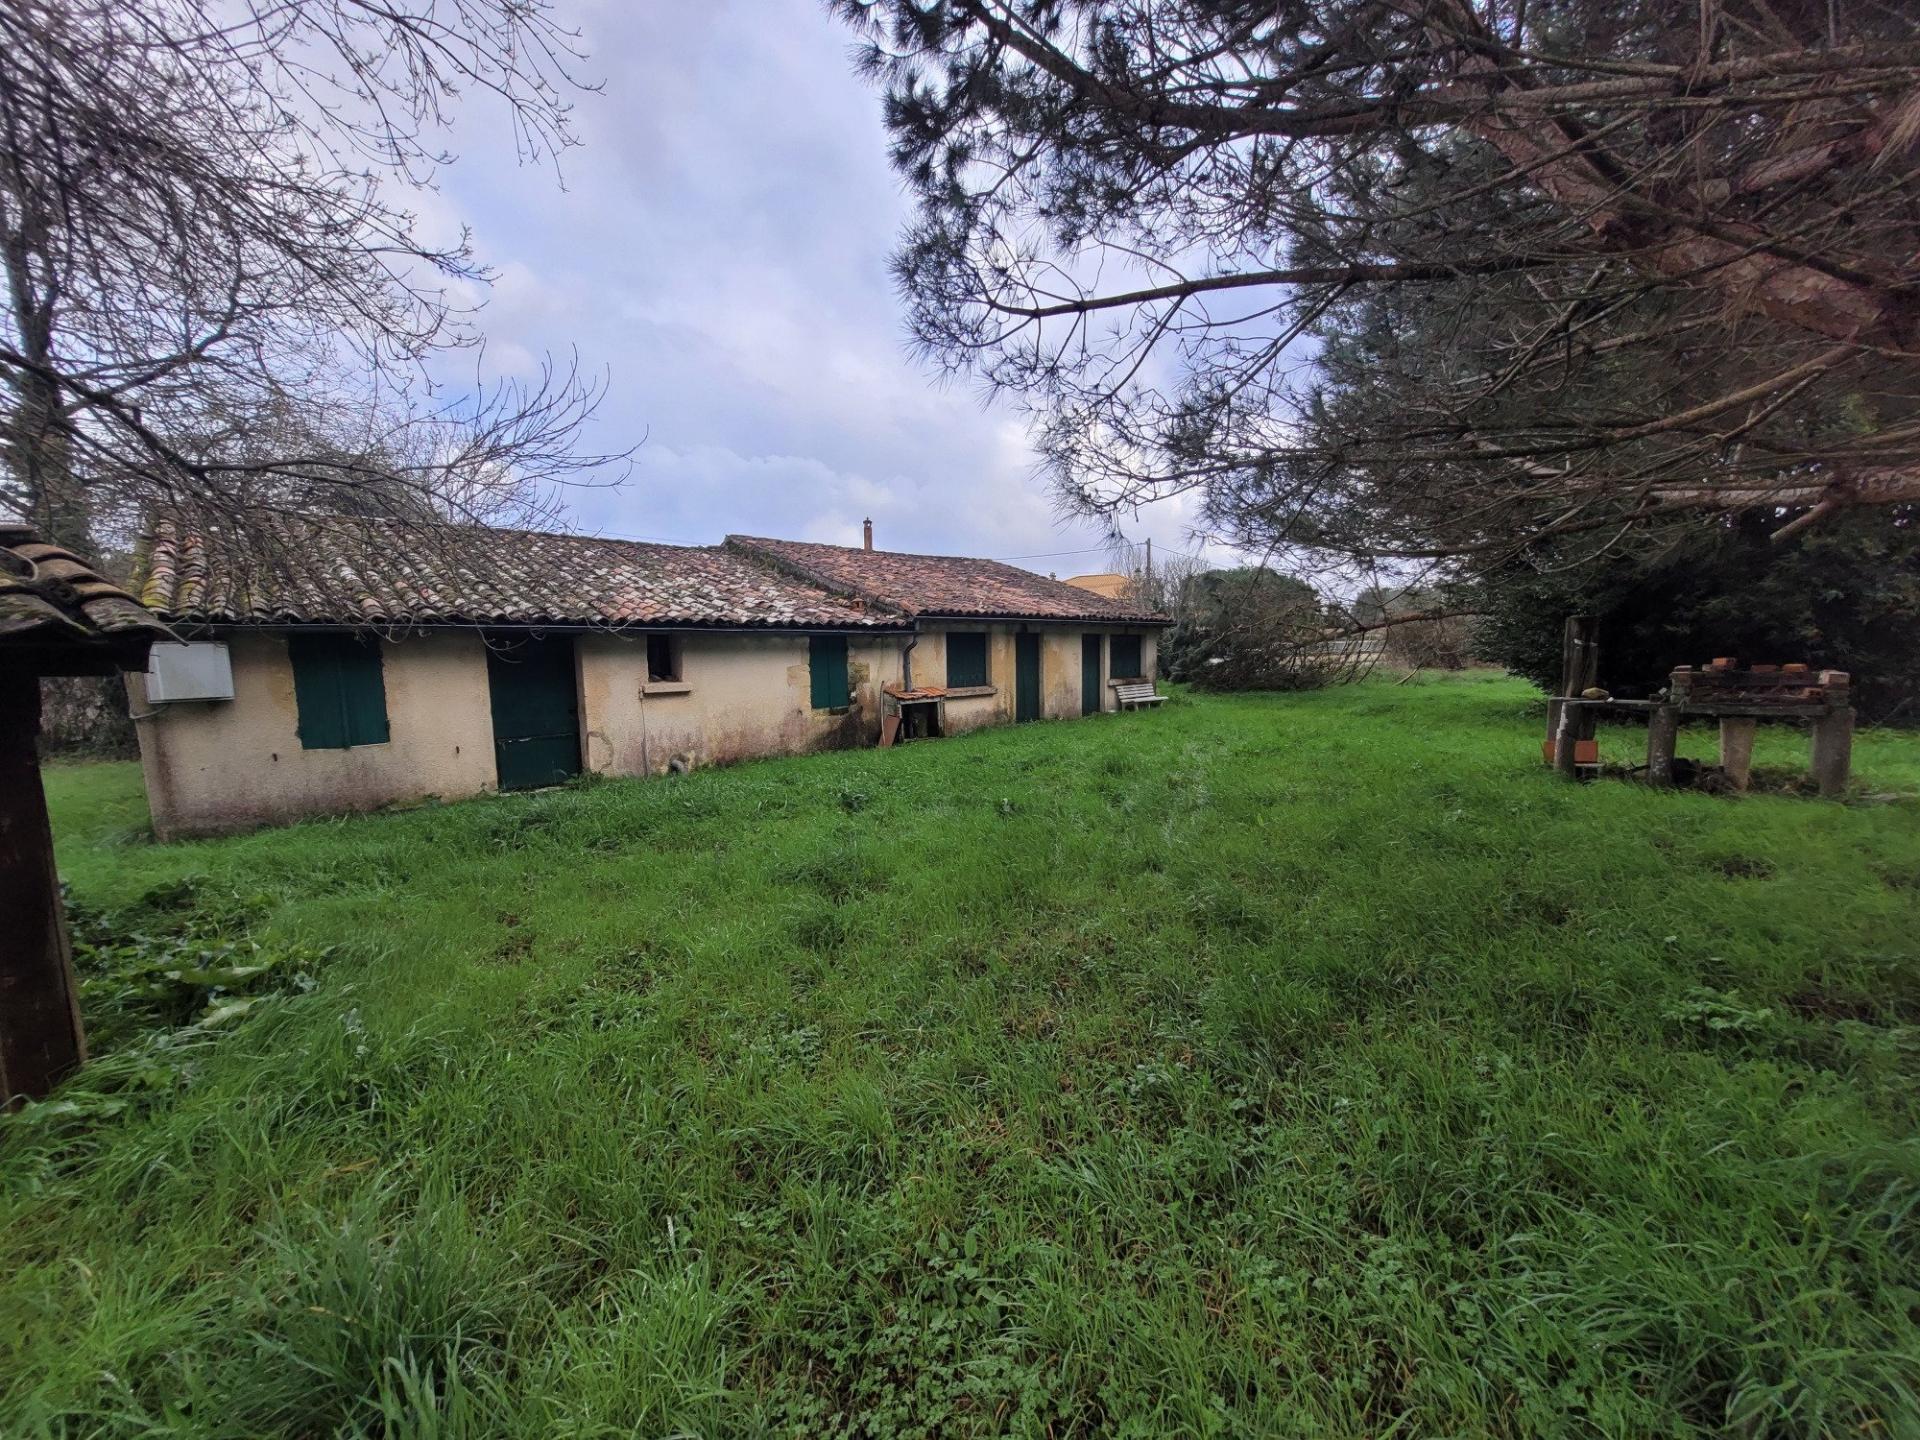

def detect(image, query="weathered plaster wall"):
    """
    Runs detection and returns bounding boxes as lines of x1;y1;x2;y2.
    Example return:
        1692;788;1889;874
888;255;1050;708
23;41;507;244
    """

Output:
1041;629;1082;719
578;631;907;777
917;622;1159;728
1087;627;1158;711
135;621;1158;835
134;630;495;838
918;624;1011;733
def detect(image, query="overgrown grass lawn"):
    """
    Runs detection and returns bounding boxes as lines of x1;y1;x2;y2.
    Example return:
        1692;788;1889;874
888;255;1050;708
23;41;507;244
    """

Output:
8;676;1920;1436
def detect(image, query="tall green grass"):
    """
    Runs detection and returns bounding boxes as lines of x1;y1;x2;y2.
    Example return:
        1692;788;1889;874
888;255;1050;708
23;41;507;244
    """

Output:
7;674;1919;1437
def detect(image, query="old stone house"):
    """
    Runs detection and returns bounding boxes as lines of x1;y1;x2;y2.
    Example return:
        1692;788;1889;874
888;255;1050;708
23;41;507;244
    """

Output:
128;514;1165;835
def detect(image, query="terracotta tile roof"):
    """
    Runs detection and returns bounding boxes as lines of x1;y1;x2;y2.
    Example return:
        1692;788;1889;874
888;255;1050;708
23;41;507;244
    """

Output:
1;521;173;673
135;512;904;630
725;536;1168;623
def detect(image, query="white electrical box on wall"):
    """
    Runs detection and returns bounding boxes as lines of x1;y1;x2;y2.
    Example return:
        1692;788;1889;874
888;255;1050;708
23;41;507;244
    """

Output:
145;641;234;702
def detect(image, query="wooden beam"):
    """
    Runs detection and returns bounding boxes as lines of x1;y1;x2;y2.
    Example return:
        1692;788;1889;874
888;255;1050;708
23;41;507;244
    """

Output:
0;672;87;1107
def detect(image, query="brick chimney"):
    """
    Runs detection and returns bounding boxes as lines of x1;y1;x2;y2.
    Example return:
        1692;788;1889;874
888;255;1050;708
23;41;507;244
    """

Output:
863;517;874;551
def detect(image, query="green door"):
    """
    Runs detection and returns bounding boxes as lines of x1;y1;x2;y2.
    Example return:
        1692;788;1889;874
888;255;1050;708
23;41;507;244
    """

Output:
487;635;581;789
1015;632;1042;723
1081;633;1102;716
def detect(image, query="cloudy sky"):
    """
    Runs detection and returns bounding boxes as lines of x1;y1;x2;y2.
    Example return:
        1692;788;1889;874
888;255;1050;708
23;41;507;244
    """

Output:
425;1;1214;577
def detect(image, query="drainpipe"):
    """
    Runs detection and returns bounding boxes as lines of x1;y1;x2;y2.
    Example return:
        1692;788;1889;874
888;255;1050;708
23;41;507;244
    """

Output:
901;628;918;691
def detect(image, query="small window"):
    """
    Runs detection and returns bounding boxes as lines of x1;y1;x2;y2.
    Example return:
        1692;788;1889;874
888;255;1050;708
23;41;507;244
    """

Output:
946;632;989;688
1111;634;1143;679
288;633;389;749
646;633;680;682
809;634;850;709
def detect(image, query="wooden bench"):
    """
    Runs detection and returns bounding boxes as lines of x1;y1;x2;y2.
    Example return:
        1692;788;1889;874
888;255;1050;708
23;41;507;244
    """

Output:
1111;679;1165;710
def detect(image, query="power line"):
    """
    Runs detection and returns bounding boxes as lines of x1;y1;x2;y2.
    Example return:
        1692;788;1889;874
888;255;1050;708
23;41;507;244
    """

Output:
562;525;1218;569
988;544;1113;562
991;541;1215;565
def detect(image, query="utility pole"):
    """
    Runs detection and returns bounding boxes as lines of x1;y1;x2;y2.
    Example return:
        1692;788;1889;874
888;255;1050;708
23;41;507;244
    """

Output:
1144;537;1152;580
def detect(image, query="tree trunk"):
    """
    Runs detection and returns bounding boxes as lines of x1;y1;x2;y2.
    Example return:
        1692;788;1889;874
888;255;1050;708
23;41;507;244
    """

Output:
0;671;87;1107
2;187;92;554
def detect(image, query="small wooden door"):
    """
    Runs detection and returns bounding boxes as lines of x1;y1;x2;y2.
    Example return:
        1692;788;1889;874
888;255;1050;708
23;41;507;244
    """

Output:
1015;632;1042;723
1081;634;1102;716
487;635;581;789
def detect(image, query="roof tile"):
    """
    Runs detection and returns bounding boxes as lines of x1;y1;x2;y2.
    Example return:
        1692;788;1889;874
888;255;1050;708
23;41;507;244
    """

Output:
725;536;1166;623
132;513;1169;631
137;513;903;630
1;522;173;668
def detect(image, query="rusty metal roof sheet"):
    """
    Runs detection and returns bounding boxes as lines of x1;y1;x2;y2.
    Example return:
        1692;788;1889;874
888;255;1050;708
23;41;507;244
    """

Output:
725;536;1168;623
135;512;905;631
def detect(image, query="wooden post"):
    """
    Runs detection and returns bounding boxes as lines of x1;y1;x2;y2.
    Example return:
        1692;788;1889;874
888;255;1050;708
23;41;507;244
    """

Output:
1811;706;1854;798
0;672;87;1107
1553;701;1597;779
1646;703;1679;786
1561;614;1600;695
1553;700;1578;776
1546;614;1600;759
1718;718;1757;792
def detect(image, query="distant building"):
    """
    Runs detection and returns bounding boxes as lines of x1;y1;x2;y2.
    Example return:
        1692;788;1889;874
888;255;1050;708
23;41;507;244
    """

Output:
1063;572;1134;601
129;514;1168;835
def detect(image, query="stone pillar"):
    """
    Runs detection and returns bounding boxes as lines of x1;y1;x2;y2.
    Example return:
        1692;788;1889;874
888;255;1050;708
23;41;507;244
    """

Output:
1646;704;1679;787
1811;707;1854;798
1719;718;1757;792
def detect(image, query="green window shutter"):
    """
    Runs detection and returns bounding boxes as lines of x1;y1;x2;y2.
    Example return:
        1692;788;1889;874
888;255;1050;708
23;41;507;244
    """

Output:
1111;634;1143;679
289;634;346;749
289;633;389;749
809;634;850;709
946;632;988;688
339;638;389;745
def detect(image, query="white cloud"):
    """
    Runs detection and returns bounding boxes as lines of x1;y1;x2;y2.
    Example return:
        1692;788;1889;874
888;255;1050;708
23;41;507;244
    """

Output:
416;0;1243;575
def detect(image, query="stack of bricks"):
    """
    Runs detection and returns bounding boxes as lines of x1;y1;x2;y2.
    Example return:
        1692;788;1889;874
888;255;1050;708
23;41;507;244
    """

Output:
1669;660;1849;710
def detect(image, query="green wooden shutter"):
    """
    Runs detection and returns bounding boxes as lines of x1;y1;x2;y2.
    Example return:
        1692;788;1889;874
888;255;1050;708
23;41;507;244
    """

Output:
809;635;850;709
1111;634;1143;679
946;633;988;688
1014;632;1041;722
1081;633;1102;715
289;634;346;749
289;634;389;749
338;639;389;745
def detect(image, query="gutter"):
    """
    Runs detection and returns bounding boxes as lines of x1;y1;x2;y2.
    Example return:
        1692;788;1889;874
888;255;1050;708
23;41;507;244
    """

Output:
910;611;1173;626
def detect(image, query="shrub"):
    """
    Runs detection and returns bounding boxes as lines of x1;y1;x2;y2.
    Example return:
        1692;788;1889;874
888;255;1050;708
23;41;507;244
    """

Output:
1471;509;1920;721
1164;568;1372;692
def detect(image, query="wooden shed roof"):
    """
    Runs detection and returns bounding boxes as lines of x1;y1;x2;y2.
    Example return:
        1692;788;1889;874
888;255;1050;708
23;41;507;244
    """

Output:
0;522;172;675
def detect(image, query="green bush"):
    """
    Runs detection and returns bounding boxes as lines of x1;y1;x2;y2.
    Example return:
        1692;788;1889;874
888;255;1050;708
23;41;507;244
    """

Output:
1472;509;1920;721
